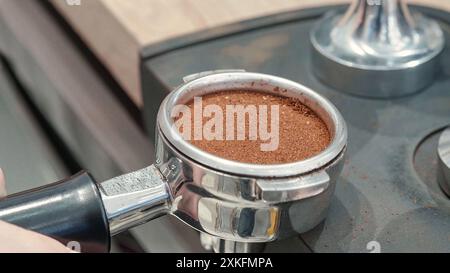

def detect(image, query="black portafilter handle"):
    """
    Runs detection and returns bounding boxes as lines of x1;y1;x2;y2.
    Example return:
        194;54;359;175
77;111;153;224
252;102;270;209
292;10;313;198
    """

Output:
0;172;110;253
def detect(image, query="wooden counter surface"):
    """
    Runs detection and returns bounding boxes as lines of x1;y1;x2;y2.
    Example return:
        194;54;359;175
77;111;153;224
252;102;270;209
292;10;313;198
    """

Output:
50;0;449;106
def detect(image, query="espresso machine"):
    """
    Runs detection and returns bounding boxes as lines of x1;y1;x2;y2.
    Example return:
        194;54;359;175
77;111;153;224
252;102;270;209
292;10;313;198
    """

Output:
139;0;450;252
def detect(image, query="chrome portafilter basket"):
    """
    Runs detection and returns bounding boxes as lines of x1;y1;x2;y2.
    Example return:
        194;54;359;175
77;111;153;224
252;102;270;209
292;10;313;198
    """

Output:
311;0;445;98
152;71;347;252
0;71;347;253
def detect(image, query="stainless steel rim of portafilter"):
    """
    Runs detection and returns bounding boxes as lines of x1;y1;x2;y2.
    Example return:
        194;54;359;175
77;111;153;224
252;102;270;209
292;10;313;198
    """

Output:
310;0;445;98
158;71;347;178
438;127;450;196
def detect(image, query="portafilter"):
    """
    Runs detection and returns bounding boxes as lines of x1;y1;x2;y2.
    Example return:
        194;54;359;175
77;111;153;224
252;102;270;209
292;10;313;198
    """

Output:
0;71;347;253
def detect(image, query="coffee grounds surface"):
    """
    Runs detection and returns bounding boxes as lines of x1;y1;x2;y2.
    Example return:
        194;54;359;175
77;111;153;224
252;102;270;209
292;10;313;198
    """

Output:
179;90;331;165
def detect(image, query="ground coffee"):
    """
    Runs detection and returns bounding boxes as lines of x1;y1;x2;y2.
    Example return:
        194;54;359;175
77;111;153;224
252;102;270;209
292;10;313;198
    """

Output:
177;90;331;165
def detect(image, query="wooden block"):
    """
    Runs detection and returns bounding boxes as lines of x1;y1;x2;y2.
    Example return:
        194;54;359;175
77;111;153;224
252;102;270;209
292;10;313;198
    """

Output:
50;0;450;106
0;0;207;252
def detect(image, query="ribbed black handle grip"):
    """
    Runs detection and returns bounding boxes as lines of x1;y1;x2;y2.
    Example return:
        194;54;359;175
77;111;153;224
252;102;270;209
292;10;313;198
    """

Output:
0;172;110;253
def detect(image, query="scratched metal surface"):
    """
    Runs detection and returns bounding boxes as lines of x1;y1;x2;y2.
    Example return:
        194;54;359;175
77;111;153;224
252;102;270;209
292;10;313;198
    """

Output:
141;6;450;252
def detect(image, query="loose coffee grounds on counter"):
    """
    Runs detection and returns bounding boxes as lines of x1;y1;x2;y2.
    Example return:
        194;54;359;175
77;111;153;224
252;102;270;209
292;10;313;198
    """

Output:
175;90;331;164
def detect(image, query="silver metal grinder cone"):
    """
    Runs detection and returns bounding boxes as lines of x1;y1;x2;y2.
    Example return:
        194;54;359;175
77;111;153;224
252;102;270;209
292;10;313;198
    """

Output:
311;0;445;98
0;71;347;253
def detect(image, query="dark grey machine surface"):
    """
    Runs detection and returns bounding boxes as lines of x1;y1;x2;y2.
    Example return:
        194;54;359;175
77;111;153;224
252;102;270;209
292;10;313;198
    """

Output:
141;5;450;252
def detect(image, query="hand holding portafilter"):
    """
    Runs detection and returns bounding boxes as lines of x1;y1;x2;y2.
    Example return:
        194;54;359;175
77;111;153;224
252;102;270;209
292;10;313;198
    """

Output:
0;169;5;197
0;71;347;253
0;169;74;253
